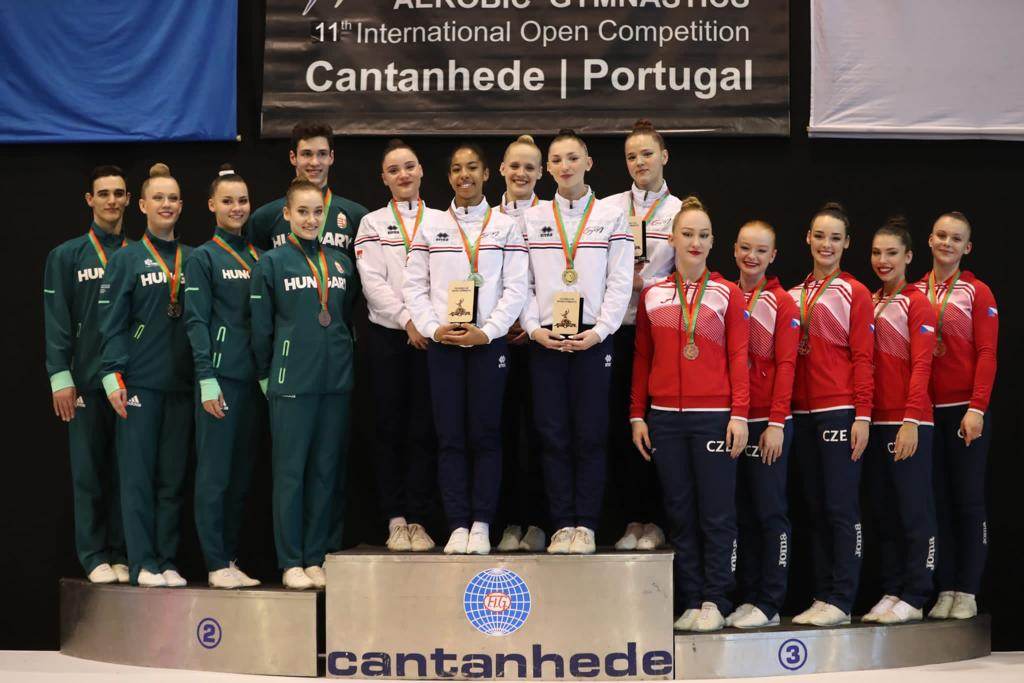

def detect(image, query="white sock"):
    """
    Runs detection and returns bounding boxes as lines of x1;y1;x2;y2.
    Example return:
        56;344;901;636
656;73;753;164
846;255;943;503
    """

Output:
471;521;490;536
389;517;407;533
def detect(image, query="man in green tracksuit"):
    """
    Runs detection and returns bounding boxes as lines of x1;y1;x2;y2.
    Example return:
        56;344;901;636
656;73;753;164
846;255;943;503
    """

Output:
250;188;357;586
248;121;367;257
43;166;131;584
248;121;365;553
99;169;194;586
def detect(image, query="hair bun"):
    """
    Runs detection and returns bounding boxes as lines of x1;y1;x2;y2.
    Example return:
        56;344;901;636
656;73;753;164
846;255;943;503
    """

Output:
556;128;577;137
516;134;535;145
820;201;846;214
149;162;171;178
680;195;705;212
885;214;908;231
218;163;236;177
632;119;655;132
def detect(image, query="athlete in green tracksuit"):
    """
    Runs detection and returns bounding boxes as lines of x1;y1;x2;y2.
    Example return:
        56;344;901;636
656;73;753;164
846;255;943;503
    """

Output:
248;122;365;554
99;164;194;588
184;166;263;589
250;180;357;590
44;166;131;584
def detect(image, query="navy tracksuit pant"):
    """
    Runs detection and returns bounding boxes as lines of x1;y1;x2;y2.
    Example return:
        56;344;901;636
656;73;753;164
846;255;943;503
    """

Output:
366;323;436;526
530;335;614;531
864;423;936;609
933;405;991;595
427;339;508;531
649;410;737;615
609;326;663;524
499;340;548;530
793;409;862;614
736;419;792;620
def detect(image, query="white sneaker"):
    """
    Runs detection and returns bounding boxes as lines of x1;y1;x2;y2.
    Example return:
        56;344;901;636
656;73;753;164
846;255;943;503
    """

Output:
386;525;412;551
615;522;645;550
733;606;781;629
229;561;261;587
637;523;666;550
692;602;725;632
725;603;754;627
929;591;956;619
467;530;491;555
949;592;978;619
519;526;546;551
862;594;899;623
87;563;117;584
808;603;851;627
569;527;596;554
877;599;923;624
497;525;523;552
444;528;470;555
209;568;243;589
407;523;436;552
304;565;326;588
674;608;700;630
792;600;828;624
283;567;313;590
137;569;166;587
112;564;130;584
547;527;575;554
162;569;187;587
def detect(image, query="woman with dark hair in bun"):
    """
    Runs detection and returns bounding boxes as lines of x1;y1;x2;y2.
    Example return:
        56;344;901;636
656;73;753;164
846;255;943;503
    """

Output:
607;119;682;552
184;164;263;589
99;163;194;587
521;129;634;555
355;139;439;553
861;216;937;623
787;202;874;626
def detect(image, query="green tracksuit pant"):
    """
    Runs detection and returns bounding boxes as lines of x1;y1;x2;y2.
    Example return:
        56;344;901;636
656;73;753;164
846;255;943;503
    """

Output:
116;387;192;583
194;378;261;571
270;392;350;569
69;390;126;573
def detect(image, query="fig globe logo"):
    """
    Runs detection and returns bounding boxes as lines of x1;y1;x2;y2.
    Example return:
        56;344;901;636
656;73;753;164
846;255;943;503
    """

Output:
464;568;531;636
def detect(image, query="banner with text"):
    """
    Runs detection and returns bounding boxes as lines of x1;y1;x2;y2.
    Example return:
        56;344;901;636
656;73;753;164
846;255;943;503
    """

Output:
262;0;789;137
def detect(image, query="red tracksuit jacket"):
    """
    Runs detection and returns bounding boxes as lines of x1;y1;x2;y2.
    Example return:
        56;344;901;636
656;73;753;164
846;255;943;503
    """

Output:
744;277;801;426
871;285;936;424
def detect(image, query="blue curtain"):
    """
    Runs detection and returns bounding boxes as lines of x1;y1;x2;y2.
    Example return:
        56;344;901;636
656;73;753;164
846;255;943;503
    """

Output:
0;1;237;143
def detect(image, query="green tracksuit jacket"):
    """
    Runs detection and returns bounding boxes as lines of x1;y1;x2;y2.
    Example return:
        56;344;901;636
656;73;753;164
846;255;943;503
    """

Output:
248;187;366;257
250;233;357;396
184;227;261;402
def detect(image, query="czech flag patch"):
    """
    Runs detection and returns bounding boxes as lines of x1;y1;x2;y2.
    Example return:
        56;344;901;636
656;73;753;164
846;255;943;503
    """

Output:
920;324;935;334
988;306;998;317
790;318;800;328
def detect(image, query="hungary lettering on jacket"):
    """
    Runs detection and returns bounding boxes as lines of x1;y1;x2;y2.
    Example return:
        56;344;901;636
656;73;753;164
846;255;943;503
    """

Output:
283;275;348;291
77;267;104;282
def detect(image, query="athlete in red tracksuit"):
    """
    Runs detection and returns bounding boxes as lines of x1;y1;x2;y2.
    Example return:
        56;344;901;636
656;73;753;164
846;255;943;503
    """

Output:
862;218;938;625
727;220;800;629
914;212;998;621
631;196;749;633
788;203;874;627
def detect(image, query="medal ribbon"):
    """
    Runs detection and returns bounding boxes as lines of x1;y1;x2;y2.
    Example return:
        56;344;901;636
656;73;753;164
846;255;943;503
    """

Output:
630;193;670;225
141;234;182;306
317;189;334;239
927;270;960;343
212;235;259;272
743;276;768;314
551;194;595;271
799;269;841;336
449;206;491;278
87;226;126;267
389;199;423;253
873;280;906;319
288;234;329;312
674;269;709;346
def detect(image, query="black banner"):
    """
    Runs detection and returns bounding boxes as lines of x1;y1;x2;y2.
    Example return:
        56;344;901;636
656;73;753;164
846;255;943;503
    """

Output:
261;0;789;137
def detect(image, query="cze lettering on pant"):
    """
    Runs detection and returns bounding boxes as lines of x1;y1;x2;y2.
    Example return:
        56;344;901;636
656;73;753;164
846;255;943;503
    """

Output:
744;443;761;458
822;429;848;442
327;643;673;679
886;440;897;454
705;439;727;453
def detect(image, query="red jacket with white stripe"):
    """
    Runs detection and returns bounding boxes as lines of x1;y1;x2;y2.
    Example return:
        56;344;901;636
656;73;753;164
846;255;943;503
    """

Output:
788;272;875;419
744;277;800;426
872;286;936;424
630;272;750;419
913;271;998;413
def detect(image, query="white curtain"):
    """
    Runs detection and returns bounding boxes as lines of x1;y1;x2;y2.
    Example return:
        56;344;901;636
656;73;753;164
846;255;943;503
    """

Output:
809;0;1024;139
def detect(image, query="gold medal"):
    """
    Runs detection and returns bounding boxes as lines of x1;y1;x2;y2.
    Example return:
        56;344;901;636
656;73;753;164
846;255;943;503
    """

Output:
562;268;578;285
683;343;699;360
797;336;811;356
933;338;946;357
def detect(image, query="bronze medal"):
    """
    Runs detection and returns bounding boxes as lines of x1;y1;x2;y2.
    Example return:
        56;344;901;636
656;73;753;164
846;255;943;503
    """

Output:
562;268;578;285
933;338;946;357
318;309;332;327
797;336;811;356
683;343;700;361
167;302;182;319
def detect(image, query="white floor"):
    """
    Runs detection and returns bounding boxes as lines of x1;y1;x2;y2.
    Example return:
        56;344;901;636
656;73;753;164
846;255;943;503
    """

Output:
1;651;1022;682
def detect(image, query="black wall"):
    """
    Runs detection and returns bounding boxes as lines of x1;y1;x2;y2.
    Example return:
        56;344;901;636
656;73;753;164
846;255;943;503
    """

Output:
2;1;1020;651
